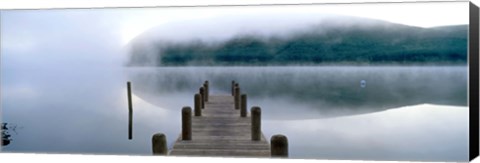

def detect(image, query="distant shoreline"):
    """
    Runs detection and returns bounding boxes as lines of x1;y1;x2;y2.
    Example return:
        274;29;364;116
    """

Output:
125;62;468;67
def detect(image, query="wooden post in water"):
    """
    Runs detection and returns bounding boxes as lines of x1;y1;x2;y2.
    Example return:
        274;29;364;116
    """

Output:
194;94;202;116
199;87;205;109
234;86;240;110
233;83;239;97
182;106;192;140
231;80;235;96
271;135;289;157
204;81;209;102
127;81;133;140
152;133;168;155
241;94;247;117
251;106;261;141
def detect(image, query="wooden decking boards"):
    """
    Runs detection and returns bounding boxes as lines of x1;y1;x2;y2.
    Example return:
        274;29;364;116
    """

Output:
147;81;287;157
169;95;271;157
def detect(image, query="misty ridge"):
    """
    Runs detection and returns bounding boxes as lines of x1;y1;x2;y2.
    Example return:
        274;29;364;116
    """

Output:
126;15;467;66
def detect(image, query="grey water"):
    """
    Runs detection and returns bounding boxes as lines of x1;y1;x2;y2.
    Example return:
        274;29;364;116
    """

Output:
1;66;468;161
127;66;467;119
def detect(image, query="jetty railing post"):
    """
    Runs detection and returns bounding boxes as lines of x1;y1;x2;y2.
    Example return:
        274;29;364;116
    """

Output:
233;83;239;97
199;87;205;109
194;94;202;116
251;106;261;141
271;135;289;157
182;106;192;140
234;86;240;110
127;81;133;140
241;94;247;117
204;81;209;102
231;80;235;96
152;133;168;155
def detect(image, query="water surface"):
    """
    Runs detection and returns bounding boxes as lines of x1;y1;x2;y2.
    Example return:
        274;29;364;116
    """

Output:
1;66;468;161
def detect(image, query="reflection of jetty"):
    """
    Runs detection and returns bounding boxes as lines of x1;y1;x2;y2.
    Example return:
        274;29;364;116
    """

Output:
148;81;288;157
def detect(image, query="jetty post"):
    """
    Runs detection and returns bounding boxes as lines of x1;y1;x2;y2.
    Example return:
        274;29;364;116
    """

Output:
194;94;202;116
271;135;289;157
234;86;240;110
231;80;235;95
233;83;239;97
182;106;192;140
203;81;209;102
251;106;261;141
152;133;168;155
199;87;205;109
241;94;247;117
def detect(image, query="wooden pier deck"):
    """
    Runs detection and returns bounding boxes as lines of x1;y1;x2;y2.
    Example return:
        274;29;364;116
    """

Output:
169;95;271;157
148;81;288;158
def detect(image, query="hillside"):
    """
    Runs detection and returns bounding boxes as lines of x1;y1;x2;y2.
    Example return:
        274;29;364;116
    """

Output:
127;16;468;66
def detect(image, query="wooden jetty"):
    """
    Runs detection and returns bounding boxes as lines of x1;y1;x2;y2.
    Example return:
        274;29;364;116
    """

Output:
170;95;270;157
147;81;289;158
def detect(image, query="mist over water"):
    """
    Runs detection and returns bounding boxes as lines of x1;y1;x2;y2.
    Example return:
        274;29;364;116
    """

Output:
127;66;467;119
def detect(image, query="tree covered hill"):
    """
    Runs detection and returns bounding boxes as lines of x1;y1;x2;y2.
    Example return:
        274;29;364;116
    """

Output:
127;17;467;66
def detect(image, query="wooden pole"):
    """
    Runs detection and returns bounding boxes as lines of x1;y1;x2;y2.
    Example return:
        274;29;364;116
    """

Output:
199;87;205;109
194;94;202;116
152;133;168;155
234;86;240;110
204;81;209;102
231;80;235;96
182;106;192;140
127;81;133;140
241;94;247;117
251;106;261;141
233;83;239;96
271;135;289;157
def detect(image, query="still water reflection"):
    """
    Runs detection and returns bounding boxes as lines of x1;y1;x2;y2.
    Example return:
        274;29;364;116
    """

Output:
1;66;468;161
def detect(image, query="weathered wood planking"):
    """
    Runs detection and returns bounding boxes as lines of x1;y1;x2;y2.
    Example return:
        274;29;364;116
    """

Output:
170;95;270;157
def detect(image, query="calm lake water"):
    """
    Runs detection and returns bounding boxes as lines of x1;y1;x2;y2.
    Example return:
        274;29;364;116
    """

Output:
1;66;468;161
128;66;467;119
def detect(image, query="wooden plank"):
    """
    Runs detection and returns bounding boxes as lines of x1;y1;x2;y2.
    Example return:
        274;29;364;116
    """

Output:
192;123;251;127
192;122;250;125
192;133;251;137
177;135;253;141
174;133;268;142
170;149;270;157
194;115;243;118
192;117;249;121
174;140;269;146
173;144;270;150
192;127;250;131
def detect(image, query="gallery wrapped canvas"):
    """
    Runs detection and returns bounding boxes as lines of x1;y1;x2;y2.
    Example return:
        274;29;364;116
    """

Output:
1;1;479;162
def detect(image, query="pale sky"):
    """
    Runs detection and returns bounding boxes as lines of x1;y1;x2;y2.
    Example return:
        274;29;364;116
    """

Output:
0;1;470;66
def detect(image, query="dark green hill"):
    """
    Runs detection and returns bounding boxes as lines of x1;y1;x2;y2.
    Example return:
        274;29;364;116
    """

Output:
128;18;467;66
